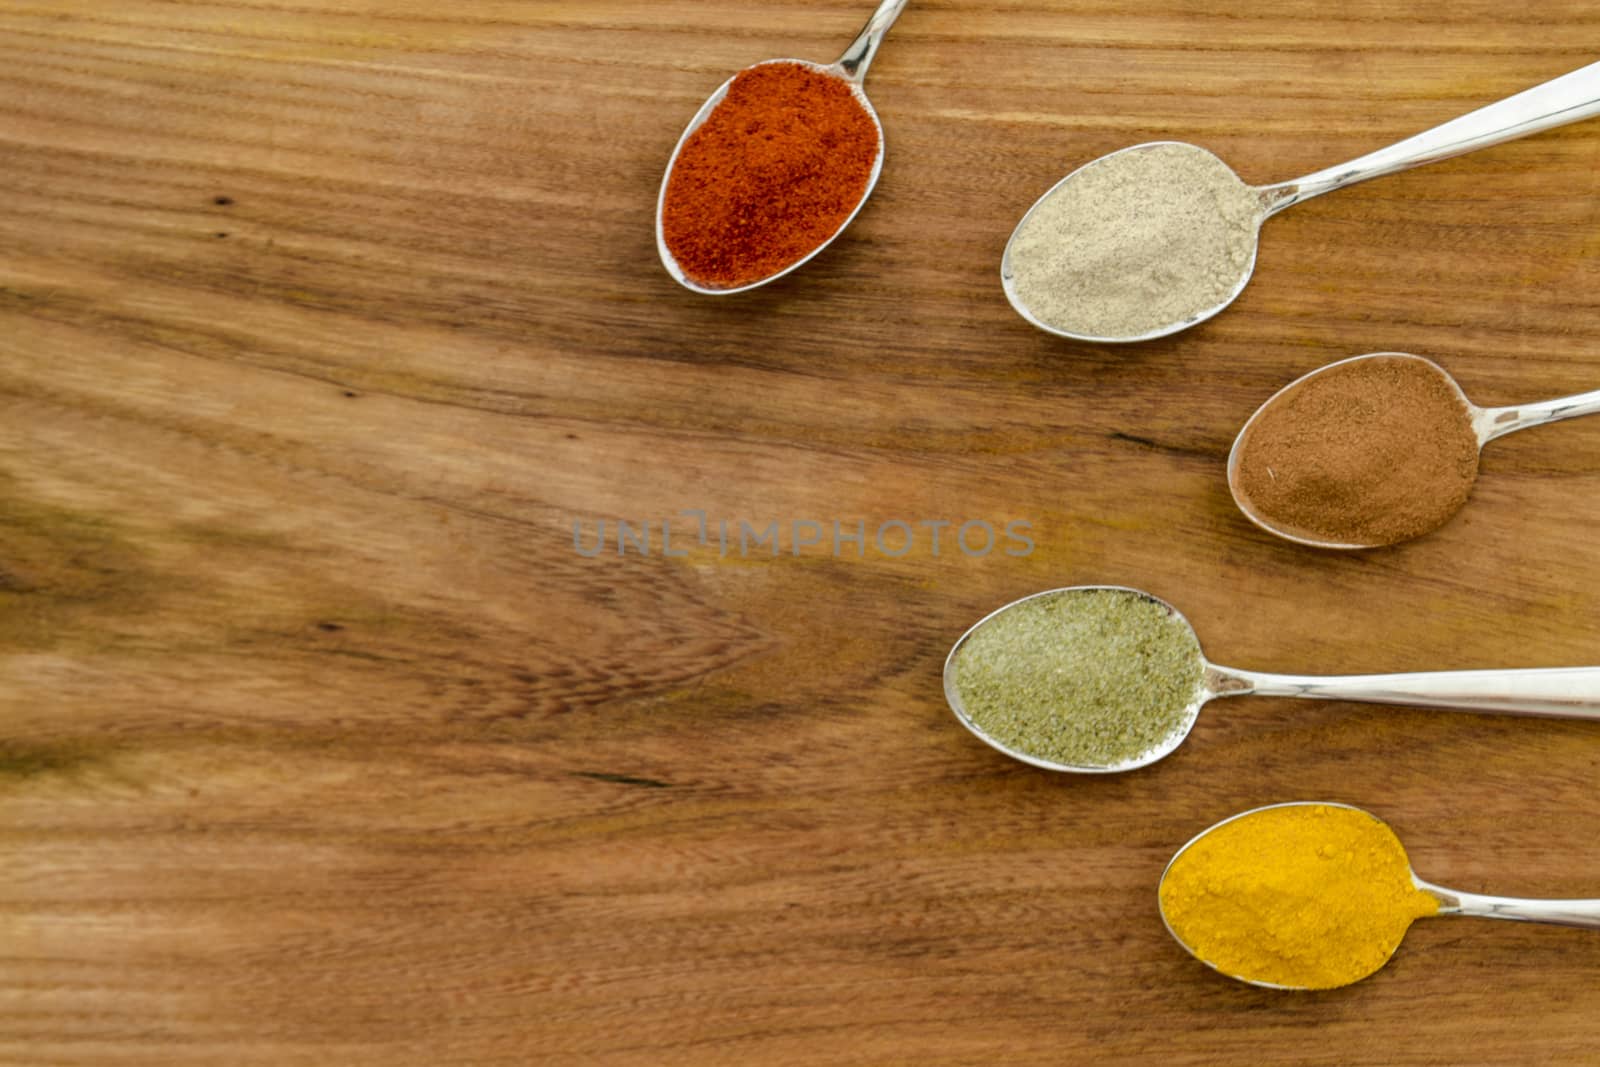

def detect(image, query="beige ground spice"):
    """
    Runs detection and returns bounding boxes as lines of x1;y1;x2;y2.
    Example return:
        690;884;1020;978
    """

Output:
1006;143;1264;339
1233;355;1481;547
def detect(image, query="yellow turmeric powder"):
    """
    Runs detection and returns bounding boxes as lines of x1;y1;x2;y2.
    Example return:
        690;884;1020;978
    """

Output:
1159;803;1440;989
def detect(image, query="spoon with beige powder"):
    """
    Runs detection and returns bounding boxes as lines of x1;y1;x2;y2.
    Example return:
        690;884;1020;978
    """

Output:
1229;352;1600;549
1003;61;1600;342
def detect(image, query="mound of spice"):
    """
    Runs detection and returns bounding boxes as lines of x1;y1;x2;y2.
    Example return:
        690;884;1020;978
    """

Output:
661;62;880;289
951;588;1205;768
1006;143;1264;339
1160;804;1440;990
1233;355;1480;547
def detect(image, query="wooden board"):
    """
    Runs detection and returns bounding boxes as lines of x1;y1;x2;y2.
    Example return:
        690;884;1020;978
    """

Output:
3;2;1599;1063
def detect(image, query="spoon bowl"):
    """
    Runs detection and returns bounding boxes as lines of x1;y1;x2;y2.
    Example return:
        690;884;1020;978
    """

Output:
944;585;1600;774
1001;142;1273;343
1158;801;1417;991
943;585;1209;774
1160;801;1600;990
1229;352;1600;549
1003;60;1600;341
656;0;907;294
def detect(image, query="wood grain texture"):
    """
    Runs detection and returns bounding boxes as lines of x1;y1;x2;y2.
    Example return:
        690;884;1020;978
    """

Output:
3;1;1599;1063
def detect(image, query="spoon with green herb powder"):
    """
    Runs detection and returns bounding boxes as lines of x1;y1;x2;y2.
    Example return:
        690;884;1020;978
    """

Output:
944;586;1600;773
1003;60;1600;342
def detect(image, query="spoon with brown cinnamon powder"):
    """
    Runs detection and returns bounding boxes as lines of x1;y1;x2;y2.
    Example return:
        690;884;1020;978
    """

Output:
1229;353;1600;549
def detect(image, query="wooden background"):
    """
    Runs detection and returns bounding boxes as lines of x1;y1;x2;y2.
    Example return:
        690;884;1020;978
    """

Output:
3;1;1599;1063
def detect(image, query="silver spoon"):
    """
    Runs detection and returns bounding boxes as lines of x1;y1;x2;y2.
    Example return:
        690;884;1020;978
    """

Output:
943;586;1600;774
1003;60;1600;342
1229;352;1600;550
655;0;908;295
1161;801;1600;990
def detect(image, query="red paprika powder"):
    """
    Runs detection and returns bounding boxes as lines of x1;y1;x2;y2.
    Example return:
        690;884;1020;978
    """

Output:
662;62;880;289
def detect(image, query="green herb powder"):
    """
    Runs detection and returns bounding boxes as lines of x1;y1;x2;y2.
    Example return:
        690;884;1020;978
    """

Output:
952;588;1205;767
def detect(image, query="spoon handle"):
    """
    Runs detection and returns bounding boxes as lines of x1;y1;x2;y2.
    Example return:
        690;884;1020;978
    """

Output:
1221;666;1600;719
836;0;910;83
1417;880;1600;930
1477;387;1600;444
1265;60;1600;211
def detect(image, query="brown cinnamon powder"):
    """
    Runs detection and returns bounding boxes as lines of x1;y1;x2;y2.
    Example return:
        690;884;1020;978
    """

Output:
1233;355;1480;547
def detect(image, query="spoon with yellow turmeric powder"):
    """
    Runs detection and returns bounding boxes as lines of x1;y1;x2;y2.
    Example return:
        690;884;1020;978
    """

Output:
1159;802;1600;990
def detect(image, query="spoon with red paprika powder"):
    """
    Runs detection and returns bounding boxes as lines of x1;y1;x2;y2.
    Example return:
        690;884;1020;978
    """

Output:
656;0;908;294
1229;352;1600;549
